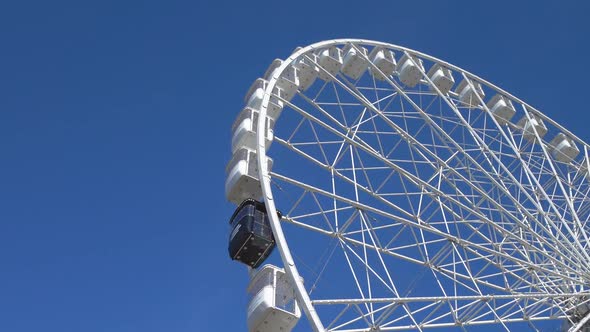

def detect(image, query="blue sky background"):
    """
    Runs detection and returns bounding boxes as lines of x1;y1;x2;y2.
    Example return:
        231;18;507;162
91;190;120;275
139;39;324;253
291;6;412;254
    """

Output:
1;1;589;331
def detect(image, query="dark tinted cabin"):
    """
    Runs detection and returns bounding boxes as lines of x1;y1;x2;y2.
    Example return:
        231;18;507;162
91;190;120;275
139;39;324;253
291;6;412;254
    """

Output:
228;199;280;268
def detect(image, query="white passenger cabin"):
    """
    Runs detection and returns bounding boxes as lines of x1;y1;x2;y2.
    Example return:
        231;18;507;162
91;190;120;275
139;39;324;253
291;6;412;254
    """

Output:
427;64;454;95
264;59;300;102
517;114;548;142
455;78;484;107
316;46;343;81
486;94;516;125
247;265;301;332
550;133;579;163
368;47;396;80
293;47;319;91
245;78;284;121
231;107;274;154
341;43;369;80
225;147;273;205
397;53;424;87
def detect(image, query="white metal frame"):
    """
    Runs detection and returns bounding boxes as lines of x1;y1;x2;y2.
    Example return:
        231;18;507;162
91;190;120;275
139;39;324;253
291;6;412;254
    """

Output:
254;39;590;331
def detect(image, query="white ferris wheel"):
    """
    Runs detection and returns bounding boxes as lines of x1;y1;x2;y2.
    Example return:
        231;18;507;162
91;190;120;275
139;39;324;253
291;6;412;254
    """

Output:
225;39;590;332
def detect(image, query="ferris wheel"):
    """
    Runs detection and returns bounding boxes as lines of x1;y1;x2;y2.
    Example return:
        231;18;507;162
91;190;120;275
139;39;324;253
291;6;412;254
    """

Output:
225;39;590;332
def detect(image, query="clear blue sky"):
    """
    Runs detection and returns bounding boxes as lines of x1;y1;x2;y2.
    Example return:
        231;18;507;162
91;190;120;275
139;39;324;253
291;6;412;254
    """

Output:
1;1;589;331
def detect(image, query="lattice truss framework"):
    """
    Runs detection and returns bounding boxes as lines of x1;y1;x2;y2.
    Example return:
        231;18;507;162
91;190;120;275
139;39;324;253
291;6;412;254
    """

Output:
260;42;590;331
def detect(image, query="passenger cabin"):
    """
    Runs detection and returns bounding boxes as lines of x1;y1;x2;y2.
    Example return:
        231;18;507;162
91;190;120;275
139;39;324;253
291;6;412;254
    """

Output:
486;94;516;125
455;78;484;107
550;133;579;163
293;47;319;91
427;64;454;95
341;43;369;80
264;59;300;102
316;46;343;81
245;78;284;121
231;107;274;154
247;265;301;332
369;47;396;80
517;114;548;142
228;199;280;268
225;147;273;205
397;53;424;87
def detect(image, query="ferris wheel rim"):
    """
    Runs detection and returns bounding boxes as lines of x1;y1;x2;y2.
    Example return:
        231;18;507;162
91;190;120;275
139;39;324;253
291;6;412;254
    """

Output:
254;39;590;331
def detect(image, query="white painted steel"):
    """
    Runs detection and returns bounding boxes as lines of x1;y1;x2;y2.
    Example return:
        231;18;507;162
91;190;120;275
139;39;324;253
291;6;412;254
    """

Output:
246;39;590;331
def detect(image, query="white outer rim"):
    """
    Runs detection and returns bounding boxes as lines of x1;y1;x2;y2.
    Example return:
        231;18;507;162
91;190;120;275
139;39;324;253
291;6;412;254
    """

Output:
255;38;588;332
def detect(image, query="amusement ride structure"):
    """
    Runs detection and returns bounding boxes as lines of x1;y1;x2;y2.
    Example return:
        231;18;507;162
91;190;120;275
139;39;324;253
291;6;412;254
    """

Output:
225;39;590;331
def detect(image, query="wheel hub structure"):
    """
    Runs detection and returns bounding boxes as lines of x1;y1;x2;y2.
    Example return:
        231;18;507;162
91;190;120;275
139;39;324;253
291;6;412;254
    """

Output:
228;39;590;331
